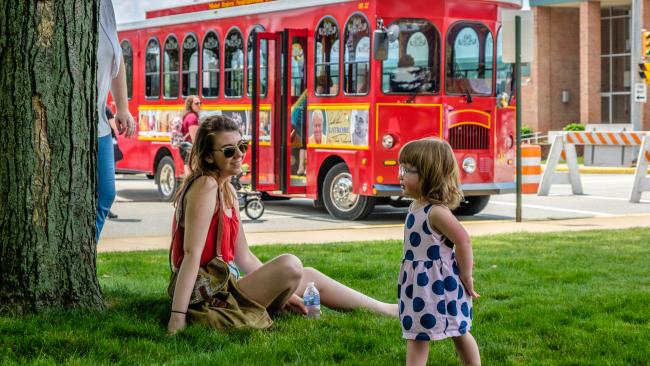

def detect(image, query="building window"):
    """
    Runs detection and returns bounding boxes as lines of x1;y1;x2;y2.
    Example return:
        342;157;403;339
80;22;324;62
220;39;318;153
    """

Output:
182;34;199;97
202;31;220;98
381;19;440;94
163;36;180;98
145;38;160;98
225;28;244;98
315;17;340;96
445;22;493;96
247;25;267;97
120;40;133;99
343;13;370;95
601;6;631;124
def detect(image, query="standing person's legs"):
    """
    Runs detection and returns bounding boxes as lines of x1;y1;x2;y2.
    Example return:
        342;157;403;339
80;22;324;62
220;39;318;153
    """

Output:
294;267;398;316
406;340;429;366
452;333;481;366
96;134;116;241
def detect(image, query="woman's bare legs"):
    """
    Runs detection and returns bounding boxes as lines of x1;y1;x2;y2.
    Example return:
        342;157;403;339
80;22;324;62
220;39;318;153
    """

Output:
452;333;481;366
293;267;398;317
237;254;303;309
406;340;429;366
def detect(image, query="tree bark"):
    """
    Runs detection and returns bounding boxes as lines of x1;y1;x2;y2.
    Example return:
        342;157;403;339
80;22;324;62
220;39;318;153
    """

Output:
0;1;103;313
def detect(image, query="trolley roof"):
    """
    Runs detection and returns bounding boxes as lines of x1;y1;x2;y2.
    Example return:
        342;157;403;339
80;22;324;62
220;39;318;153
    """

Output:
117;0;522;32
117;0;354;31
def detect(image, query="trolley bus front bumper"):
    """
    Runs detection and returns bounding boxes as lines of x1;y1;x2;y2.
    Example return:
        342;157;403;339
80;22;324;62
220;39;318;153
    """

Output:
373;182;516;197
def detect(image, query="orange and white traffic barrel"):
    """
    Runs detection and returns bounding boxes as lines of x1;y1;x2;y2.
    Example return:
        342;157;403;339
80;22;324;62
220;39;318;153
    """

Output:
521;144;542;194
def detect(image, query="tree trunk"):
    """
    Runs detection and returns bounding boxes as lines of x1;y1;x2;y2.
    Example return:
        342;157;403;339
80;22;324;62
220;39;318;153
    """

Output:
0;1;103;313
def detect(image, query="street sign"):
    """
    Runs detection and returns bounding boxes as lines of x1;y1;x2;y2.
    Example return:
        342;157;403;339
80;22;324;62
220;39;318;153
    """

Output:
634;82;647;103
501;10;534;63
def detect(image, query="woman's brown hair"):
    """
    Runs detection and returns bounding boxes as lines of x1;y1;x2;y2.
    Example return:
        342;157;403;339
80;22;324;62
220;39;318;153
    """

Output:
398;138;464;209
182;95;199;119
173;115;242;209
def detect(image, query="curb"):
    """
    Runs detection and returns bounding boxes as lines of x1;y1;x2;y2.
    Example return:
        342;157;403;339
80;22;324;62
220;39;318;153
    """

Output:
98;213;650;253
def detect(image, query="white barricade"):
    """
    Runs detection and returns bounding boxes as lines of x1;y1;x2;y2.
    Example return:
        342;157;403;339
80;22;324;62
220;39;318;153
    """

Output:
538;131;650;202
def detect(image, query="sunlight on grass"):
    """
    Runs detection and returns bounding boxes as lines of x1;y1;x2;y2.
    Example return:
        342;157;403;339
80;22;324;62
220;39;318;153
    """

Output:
1;229;649;365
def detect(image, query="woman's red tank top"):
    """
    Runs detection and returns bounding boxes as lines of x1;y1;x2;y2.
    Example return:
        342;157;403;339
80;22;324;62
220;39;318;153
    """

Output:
171;206;239;268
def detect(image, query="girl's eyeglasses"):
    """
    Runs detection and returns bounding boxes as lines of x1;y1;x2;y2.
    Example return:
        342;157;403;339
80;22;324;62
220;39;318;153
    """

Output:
214;140;248;158
398;165;418;178
193;101;202;106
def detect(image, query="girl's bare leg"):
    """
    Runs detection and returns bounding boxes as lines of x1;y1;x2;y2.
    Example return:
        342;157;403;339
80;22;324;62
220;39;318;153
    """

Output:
406;340;429;366
237;254;303;308
294;267;398;317
452;333;481;366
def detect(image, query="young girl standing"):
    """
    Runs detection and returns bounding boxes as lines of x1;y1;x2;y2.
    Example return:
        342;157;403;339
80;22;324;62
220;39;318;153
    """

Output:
397;138;481;366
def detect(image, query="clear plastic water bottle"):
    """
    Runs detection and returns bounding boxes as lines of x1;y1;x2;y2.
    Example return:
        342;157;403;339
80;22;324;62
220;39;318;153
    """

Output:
303;282;321;319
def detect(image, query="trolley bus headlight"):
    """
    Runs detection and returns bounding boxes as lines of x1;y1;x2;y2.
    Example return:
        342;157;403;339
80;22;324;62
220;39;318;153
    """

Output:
382;134;395;149
462;157;477;174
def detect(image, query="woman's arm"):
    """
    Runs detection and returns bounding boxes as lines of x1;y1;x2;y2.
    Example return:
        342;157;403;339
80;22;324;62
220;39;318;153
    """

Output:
111;57;135;138
428;206;479;298
188;125;199;143
167;177;219;334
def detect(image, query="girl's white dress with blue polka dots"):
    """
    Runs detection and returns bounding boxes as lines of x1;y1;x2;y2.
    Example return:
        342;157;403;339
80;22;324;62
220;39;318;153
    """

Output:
398;203;473;341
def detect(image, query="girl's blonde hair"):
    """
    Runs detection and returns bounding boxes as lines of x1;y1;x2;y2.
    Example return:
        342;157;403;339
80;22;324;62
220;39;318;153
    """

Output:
398;138;464;209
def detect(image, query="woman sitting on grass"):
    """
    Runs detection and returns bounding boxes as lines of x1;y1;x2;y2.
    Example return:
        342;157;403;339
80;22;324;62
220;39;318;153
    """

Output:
167;115;397;334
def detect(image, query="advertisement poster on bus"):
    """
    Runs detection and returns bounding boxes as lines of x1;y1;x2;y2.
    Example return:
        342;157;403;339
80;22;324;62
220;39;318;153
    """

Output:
202;109;253;140
309;109;368;147
137;108;182;141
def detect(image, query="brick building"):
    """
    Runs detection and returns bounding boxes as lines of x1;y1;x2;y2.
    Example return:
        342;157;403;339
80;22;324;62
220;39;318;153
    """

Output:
525;0;650;133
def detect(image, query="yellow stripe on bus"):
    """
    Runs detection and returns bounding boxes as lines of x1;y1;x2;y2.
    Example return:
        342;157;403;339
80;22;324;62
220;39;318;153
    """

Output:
307;144;369;150
307;104;370;110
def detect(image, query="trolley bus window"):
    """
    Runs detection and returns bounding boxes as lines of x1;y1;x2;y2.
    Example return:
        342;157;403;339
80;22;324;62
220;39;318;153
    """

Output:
291;40;306;97
495;28;514;97
145;38;160;98
225;28;244;98
315;16;340;96
121;40;133;99
202;31;220;98
163;36;180;98
344;13;370;95
182;34;199;97
247;25;268;97
445;22;493;96
381;19;440;94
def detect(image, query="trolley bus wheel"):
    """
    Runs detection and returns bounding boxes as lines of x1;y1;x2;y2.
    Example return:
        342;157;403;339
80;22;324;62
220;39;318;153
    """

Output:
156;156;177;202
452;195;490;216
322;163;375;220
245;198;265;220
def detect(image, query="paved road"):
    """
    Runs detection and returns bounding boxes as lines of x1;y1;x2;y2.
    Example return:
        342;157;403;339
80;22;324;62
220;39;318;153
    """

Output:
102;174;650;239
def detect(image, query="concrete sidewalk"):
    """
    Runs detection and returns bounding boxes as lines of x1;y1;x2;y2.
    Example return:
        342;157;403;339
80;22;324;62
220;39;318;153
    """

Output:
98;213;650;253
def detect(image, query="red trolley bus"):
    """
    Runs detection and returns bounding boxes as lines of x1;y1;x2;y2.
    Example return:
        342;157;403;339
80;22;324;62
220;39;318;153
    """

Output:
116;0;520;220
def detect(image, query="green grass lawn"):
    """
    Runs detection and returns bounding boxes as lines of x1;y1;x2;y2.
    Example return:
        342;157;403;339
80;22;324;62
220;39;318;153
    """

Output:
1;228;649;365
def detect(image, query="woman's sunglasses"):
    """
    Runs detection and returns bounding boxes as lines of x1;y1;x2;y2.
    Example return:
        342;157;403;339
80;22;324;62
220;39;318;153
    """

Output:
214;140;248;158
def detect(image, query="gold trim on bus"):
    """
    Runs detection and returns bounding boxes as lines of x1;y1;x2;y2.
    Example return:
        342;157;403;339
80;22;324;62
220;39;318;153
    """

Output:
307;144;369;150
137;104;272;111
138;136;171;142
448;121;492;128
449;109;491;128
307;103;370;110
